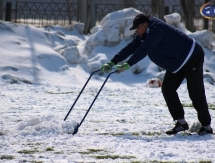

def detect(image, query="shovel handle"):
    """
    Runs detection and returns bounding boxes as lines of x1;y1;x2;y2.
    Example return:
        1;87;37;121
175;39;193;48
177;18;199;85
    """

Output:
64;69;101;121
73;70;117;135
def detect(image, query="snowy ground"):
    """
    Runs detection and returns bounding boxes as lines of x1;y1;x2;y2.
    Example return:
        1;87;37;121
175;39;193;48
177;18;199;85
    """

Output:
1;8;215;163
1;82;215;163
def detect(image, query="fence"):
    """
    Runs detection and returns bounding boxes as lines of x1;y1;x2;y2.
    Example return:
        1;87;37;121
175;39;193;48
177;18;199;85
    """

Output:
14;2;78;27
2;1;213;32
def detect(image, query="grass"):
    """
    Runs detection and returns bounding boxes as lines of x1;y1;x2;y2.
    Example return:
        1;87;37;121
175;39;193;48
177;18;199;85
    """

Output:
46;147;54;151
141;131;161;136
95;154;135;159
18;149;39;154
98;131;162;137
123;100;131;103
108;94;116;96
117;119;127;123
181;103;194;107
129;160;212;163
54;151;64;154
208;104;215;110
0;155;15;160
45;91;74;94
99;132;125;136
88;149;104;153
79;148;104;154
131;161;183;163
182;103;215;110
78;148;136;161
74;147;213;163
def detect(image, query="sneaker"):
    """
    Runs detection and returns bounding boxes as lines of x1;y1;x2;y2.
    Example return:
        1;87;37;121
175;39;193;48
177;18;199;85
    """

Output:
197;127;213;136
166;122;189;135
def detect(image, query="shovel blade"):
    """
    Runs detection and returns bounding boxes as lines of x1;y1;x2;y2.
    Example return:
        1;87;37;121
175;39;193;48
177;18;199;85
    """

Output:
73;123;80;135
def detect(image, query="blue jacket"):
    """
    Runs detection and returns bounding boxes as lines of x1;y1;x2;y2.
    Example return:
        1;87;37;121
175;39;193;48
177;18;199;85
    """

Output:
111;16;201;73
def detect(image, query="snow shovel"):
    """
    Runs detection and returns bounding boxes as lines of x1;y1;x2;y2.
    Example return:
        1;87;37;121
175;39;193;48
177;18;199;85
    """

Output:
72;70;117;135
64;68;117;135
64;69;101;121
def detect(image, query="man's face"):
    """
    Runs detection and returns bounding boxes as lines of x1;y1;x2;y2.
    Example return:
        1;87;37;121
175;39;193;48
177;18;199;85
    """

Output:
135;22;148;37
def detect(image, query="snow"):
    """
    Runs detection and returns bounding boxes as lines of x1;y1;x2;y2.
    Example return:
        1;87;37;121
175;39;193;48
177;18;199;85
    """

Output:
0;9;215;162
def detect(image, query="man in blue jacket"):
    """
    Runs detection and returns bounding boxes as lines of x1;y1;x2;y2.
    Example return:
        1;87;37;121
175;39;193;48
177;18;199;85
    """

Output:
101;14;213;135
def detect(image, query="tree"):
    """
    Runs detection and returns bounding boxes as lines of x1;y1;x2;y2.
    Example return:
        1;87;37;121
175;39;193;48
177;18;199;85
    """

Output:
151;0;159;16
66;0;72;24
0;0;4;20
124;0;134;8
151;0;164;20
180;0;196;32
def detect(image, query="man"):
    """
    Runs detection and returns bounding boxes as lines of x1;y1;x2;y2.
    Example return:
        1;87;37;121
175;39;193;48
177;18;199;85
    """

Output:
101;14;213;135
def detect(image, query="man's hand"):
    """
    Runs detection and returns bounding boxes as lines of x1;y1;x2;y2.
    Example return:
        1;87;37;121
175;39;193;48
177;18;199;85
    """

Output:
116;63;130;74
101;61;115;73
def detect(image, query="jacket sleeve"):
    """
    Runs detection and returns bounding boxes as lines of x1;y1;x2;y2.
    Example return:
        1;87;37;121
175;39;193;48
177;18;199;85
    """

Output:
127;26;164;66
111;35;142;64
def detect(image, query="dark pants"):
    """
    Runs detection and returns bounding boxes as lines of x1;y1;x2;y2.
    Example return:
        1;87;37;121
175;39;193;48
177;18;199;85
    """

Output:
162;47;211;126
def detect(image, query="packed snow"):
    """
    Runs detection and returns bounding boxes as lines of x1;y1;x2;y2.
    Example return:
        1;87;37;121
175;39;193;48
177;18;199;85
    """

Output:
0;8;215;163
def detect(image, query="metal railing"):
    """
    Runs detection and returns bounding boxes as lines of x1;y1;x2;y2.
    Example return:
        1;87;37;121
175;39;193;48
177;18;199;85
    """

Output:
2;2;213;31
15;2;78;27
8;2;162;27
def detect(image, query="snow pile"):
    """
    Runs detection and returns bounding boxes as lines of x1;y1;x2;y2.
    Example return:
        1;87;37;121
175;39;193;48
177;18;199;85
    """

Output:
189;30;215;50
17;115;78;136
164;13;191;34
1;10;215;86
164;13;215;51
84;8;141;56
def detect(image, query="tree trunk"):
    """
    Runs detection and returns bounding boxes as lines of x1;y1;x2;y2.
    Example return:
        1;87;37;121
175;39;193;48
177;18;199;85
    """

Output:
212;0;215;32
204;0;208;30
66;0;72;25
0;0;4;20
124;0;134;8
180;0;196;32
151;0;159;16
